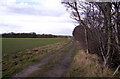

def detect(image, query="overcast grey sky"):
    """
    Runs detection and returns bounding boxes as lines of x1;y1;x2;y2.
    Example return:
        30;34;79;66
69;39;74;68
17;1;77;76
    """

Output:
0;0;76;36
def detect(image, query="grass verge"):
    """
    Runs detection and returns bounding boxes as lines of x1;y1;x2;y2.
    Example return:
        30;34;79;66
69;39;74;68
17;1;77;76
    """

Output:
2;39;71;77
66;49;115;77
29;42;73;77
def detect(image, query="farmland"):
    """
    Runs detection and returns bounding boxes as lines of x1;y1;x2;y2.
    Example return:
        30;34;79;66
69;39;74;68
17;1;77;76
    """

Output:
2;38;68;55
2;38;71;77
2;38;117;77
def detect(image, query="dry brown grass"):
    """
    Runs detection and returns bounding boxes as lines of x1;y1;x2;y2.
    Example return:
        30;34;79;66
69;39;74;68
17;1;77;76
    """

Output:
66;50;114;77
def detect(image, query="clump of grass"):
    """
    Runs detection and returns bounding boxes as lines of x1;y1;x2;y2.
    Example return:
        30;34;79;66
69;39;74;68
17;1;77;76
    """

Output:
66;50;114;77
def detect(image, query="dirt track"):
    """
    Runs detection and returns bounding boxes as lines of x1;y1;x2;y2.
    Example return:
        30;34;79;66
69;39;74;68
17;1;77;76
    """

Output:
13;42;75;77
39;42;75;77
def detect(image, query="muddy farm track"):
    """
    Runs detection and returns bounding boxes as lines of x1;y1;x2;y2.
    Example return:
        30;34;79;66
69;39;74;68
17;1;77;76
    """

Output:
12;42;75;77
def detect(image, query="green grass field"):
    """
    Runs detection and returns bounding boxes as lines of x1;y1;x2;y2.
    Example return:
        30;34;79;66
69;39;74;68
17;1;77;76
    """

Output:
2;38;67;55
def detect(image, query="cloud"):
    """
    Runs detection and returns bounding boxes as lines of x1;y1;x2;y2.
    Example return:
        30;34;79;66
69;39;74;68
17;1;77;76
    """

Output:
0;23;22;33
0;0;66;16
0;0;76;35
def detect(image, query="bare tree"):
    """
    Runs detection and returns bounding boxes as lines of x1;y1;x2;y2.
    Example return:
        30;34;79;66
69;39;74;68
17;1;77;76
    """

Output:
62;0;90;53
62;0;120;74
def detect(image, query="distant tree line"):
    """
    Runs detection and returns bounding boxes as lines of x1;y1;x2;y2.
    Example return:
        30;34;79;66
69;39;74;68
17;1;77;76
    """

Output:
2;32;71;38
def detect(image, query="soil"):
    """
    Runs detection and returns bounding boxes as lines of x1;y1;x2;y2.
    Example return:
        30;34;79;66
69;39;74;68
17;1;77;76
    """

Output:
39;42;75;77
12;42;75;77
